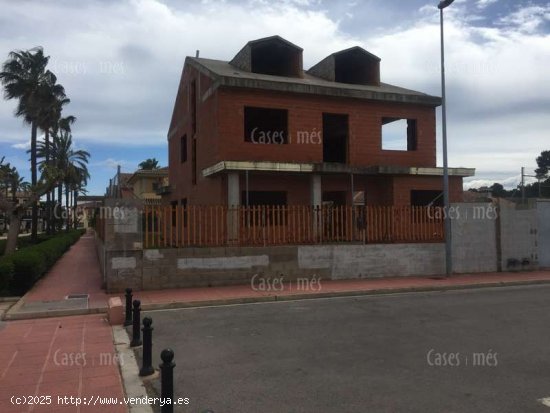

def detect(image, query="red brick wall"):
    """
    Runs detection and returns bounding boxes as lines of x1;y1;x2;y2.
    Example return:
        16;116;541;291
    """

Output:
236;173;463;207
240;174;311;205
392;176;463;206
168;65;224;205
167;68;458;207
216;88;436;167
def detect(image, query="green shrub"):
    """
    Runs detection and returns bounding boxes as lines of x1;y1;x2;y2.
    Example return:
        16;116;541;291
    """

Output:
10;250;47;295
0;257;14;292
0;233;55;257
5;229;85;295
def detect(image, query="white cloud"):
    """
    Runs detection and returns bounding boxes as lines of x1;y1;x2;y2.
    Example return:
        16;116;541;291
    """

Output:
464;173;538;190
11;141;30;150
498;5;550;34
93;158;132;170
476;0;497;10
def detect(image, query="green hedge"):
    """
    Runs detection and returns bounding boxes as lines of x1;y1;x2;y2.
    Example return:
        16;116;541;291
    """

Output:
0;229;85;296
0;259;14;292
0;233;54;257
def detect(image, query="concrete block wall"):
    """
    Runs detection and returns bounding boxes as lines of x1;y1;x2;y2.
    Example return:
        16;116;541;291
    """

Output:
103;242;445;292
451;203;498;273
298;244;445;279
538;201;550;268
499;200;538;271
140;246;325;290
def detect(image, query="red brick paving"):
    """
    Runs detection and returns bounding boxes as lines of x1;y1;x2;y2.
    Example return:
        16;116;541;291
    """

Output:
22;233;107;309
128;270;550;307
18;230;550;312
0;315;126;413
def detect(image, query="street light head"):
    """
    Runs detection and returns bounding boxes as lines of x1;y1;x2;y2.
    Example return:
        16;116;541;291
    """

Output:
438;0;454;9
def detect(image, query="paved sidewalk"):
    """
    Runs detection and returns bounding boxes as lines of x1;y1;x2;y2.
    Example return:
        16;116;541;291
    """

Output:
129;270;550;310
5;228;550;317
6;233;109;319
0;314;126;413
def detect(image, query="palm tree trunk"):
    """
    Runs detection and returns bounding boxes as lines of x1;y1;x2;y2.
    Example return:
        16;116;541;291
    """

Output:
4;209;22;255
58;183;62;232
45;129;51;235
50;186;56;234
65;183;70;232
73;188;78;229
30;121;38;241
69;187;73;228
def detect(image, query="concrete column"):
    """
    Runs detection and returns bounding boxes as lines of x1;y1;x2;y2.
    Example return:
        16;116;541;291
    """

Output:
311;174;322;207
227;172;240;241
311;174;322;239
228;173;240;207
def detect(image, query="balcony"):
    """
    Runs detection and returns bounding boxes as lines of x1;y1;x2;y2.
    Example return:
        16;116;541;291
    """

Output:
156;185;172;196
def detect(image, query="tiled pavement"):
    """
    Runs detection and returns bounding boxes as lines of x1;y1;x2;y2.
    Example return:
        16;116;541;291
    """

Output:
20;233;108;312
6;231;550;314
0;315;126;413
129;270;550;309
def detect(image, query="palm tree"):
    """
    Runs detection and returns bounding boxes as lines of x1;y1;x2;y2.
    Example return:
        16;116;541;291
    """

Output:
138;158;160;170
41;115;76;232
0;158;54;254
65;165;89;230
45;131;90;230
37;82;69;234
0;47;55;240
49;114;75;233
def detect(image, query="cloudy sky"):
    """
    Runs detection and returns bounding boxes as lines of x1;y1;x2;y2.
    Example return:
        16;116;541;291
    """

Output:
0;0;549;194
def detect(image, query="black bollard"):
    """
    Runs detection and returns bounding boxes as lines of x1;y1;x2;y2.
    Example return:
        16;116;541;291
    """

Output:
124;288;133;327
130;299;142;347
160;348;175;413
139;317;154;376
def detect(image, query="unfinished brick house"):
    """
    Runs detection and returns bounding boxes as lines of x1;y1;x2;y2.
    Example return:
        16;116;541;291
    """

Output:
165;35;474;212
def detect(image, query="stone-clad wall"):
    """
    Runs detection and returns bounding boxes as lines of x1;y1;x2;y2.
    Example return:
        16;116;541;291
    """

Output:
103;243;445;292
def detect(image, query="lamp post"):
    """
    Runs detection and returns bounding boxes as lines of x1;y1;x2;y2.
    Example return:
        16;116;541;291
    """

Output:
438;0;454;276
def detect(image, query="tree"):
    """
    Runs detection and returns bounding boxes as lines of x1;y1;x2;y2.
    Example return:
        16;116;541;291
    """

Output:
0;158;59;254
490;183;509;198
0;47;56;241
37;79;69;234
535;150;550;179
40;131;89;230
138;158;159;170
49;114;76;233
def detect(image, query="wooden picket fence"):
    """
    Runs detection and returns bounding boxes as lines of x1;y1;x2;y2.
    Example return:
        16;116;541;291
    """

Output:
143;205;444;248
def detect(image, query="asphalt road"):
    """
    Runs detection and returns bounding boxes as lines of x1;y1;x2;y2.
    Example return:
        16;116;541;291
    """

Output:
144;285;550;413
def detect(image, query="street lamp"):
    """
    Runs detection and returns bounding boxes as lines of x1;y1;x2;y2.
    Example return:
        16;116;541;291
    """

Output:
438;0;454;276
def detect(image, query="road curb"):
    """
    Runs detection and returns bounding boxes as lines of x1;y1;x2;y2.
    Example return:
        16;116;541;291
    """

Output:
113;326;154;413
4;278;550;320
0;296;21;303
2;303;104;321
140;278;550;311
